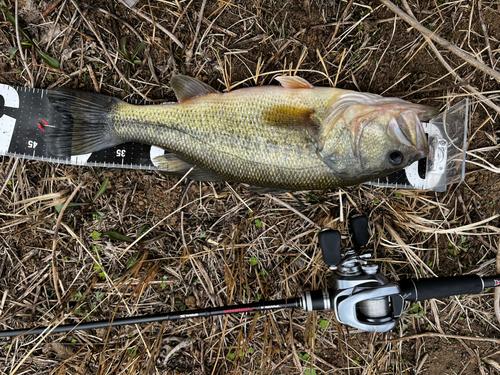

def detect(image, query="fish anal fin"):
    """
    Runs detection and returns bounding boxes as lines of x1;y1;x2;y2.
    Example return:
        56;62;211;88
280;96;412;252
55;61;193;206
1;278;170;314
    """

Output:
275;76;314;89
247;185;290;194
153;153;193;172
187;169;225;182
153;154;225;182
170;75;220;103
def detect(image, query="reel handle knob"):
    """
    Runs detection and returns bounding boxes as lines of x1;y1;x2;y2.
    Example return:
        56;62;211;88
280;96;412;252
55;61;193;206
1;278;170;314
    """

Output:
318;228;341;267
350;214;369;248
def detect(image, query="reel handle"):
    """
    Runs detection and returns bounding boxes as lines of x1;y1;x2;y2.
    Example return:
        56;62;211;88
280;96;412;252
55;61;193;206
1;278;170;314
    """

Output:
349;214;369;248
318;229;342;267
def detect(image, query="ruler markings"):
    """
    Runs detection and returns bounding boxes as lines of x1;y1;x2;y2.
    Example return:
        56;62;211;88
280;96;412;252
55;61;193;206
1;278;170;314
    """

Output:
0;84;455;190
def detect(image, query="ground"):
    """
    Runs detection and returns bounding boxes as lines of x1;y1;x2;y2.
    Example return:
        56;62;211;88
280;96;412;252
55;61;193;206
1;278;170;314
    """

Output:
0;0;500;374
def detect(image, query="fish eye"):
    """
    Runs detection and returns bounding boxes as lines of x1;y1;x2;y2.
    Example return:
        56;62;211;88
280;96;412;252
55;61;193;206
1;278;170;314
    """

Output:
388;151;403;165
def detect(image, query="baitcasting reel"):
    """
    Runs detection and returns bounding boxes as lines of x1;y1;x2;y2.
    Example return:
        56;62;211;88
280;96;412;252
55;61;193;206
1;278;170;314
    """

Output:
307;214;404;332
299;214;498;332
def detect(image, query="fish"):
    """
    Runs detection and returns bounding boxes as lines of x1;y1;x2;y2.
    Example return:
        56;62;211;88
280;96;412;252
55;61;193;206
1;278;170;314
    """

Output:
48;75;436;192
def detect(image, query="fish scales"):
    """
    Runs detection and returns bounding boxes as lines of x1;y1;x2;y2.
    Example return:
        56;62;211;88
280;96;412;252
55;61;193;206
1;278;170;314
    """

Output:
112;87;341;190
48;75;436;191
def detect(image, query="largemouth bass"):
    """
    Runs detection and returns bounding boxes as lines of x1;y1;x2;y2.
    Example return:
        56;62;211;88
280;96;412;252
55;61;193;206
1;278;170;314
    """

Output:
48;75;436;191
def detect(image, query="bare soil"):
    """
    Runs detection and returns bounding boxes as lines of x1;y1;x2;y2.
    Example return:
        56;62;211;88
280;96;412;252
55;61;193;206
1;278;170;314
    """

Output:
0;0;500;374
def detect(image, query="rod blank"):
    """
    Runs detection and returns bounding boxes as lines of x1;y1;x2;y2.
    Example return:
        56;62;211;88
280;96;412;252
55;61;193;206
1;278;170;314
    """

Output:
0;298;301;338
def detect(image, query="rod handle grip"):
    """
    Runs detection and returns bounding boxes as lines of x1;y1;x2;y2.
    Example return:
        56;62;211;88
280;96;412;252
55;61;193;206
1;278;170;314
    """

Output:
399;275;484;302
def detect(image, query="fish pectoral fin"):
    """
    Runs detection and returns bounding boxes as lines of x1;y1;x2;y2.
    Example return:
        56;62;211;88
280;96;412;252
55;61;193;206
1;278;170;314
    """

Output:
275;76;314;89
183;168;225;182
170;75;220;103
262;105;320;141
153;154;225;182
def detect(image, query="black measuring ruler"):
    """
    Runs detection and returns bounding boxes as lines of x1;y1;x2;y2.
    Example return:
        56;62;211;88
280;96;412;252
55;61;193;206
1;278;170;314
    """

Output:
0;83;449;190
0;83;164;170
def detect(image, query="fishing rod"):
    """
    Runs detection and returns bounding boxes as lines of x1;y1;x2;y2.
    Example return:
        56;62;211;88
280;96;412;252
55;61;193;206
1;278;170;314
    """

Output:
1;215;498;338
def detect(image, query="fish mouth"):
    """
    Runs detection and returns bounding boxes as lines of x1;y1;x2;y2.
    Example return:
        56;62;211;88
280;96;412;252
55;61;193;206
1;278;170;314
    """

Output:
389;112;429;159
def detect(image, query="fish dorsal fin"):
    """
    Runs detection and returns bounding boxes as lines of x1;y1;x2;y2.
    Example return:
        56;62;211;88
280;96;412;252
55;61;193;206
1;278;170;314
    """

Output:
170;75;220;103
275;76;314;89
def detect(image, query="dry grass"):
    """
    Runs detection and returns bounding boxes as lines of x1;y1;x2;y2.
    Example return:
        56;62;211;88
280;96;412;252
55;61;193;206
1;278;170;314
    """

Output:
1;0;500;374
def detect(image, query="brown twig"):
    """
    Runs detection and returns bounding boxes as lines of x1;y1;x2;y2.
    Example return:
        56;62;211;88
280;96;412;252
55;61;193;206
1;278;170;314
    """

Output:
398;0;500;115
266;195;320;229
456;190;496;253
171;0;194;35
201;17;237;38
51;182;85;306
379;0;500;83
415;353;429;374
185;0;208;64
70;0;149;101
47;66;91;89
118;0;184;48
326;0;354;48
495;239;500;324
146;46;160;84
96;7;143;40
477;0;495;69
14;0;35;87
266;29;305;66
39;0;63;20
87;64;100;93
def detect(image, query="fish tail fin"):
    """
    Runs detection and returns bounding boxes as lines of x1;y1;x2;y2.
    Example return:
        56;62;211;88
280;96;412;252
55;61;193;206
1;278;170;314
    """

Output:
48;88;124;157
